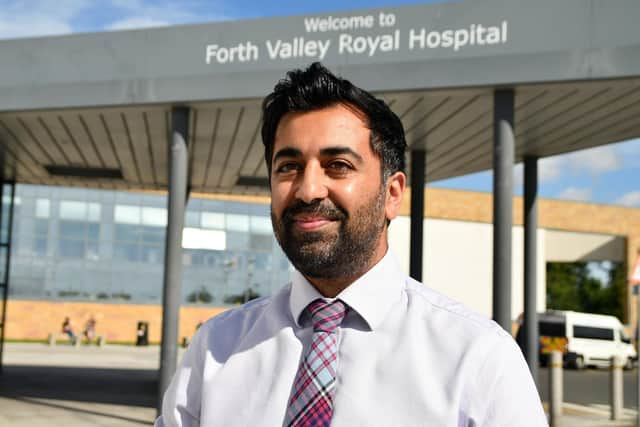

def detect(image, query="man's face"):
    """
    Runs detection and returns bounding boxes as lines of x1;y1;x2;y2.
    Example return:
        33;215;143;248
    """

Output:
270;103;401;283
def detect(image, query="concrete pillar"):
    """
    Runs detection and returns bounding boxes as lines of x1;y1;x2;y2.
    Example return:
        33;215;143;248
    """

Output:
549;350;563;426
492;89;515;331
410;150;426;282
610;355;623;420
523;156;539;384
158;106;190;414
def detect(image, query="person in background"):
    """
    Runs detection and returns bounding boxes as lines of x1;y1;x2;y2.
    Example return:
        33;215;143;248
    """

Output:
61;316;77;345
83;315;96;344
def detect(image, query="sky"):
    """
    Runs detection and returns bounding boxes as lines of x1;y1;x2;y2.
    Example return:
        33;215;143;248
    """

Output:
0;0;639;208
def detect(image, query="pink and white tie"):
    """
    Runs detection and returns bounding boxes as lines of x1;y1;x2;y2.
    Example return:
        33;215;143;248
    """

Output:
285;299;347;427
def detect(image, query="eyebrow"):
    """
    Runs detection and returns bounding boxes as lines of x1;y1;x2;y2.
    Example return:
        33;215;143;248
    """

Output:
272;147;302;164
319;146;364;163
272;145;364;164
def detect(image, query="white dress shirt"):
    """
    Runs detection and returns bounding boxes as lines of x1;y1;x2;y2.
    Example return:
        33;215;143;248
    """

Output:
156;251;547;427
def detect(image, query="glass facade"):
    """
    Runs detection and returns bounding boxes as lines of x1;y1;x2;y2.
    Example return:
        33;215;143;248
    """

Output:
8;184;292;306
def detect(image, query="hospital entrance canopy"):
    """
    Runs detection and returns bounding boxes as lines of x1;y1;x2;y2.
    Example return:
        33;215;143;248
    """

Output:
1;0;640;193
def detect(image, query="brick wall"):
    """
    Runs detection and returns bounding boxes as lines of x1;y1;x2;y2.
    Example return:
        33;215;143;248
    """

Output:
5;300;228;343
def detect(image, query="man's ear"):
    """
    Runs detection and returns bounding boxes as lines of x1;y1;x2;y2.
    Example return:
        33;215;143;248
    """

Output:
385;171;406;221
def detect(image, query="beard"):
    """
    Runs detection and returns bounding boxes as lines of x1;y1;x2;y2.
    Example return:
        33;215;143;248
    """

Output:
271;187;387;280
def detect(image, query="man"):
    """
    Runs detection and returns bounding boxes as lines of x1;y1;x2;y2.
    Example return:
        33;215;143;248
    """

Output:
156;63;547;426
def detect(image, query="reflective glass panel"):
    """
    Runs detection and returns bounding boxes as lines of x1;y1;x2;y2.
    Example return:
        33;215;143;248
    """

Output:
142;207;167;227
201;212;224;229
226;214;249;232
59;221;86;239
88;203;101;222
114;205;141;225
35;219;49;235
185;211;200;227
35;199;50;218
114;224;140;242
250;216;272;234
114;242;140;262
59;239;86;258
60;201;87;220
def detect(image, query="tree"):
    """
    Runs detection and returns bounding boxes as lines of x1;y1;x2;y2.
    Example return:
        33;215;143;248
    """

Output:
546;261;627;322
187;286;213;304
546;262;582;312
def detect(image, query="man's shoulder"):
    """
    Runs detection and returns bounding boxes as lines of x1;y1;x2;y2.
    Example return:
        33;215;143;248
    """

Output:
403;277;511;341
195;283;292;356
204;284;291;329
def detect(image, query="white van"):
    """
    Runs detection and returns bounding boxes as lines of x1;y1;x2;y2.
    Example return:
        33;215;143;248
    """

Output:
519;310;636;369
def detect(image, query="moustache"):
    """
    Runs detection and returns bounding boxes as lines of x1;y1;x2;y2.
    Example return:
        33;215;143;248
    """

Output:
282;200;347;224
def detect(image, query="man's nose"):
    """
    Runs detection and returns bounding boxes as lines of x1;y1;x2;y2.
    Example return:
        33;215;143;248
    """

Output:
295;164;328;204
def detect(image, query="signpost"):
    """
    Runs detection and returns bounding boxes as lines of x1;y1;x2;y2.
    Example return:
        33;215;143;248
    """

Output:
631;254;640;427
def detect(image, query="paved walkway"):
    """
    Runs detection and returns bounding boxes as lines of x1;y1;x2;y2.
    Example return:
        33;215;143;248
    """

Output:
0;343;168;426
1;342;638;426
557;403;638;426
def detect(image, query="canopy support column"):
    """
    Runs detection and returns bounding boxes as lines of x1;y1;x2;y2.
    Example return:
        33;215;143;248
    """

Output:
410;150;426;282
158;106;190;414
492;89;515;332
524;155;539;383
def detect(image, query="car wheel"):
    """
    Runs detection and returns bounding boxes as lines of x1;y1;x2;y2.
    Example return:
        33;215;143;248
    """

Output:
574;355;585;370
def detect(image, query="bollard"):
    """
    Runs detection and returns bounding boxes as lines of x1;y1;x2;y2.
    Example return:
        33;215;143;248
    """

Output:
611;355;623;420
549;350;563;426
48;333;56;346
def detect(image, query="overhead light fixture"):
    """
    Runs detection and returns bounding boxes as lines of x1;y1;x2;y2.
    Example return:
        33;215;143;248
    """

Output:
44;165;124;179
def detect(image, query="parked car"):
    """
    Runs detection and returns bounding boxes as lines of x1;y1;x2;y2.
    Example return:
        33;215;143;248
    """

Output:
516;310;636;370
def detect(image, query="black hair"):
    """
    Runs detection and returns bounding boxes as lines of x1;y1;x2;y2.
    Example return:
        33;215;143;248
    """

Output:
261;62;406;181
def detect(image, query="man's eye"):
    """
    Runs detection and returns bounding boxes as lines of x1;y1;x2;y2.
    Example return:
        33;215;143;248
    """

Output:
275;163;300;173
327;161;352;172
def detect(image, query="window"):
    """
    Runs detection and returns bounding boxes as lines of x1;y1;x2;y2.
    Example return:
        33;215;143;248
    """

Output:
185;210;200;227
142;207;167;227
88;203;101;222
182;228;226;251
34;237;48;256
60;201;87;220
59;221;86;239
141;226;165;245
35;219;48;235
226;214;249;232
35;199;50;218
539;321;566;337
250;216;272;234
10;184;294;305
201;212;224;229
59;239;86;258
250;234;272;251
114;205;141;224
573;325;614;341
114;242;140;262
141;244;163;264
114;224;140;242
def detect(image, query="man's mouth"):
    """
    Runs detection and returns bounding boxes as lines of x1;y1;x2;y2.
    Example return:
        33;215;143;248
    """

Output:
292;215;335;231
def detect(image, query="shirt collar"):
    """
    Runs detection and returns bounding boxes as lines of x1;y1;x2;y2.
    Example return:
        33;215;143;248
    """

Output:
289;250;404;331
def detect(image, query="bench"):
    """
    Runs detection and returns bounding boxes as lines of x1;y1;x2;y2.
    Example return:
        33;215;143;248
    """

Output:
48;332;106;347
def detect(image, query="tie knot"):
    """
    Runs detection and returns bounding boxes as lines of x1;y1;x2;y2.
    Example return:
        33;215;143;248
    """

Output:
308;299;347;333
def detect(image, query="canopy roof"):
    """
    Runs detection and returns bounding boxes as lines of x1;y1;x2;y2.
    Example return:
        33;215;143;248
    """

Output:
1;0;639;193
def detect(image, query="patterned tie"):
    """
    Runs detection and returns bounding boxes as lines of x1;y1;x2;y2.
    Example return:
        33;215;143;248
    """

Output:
285;299;347;427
